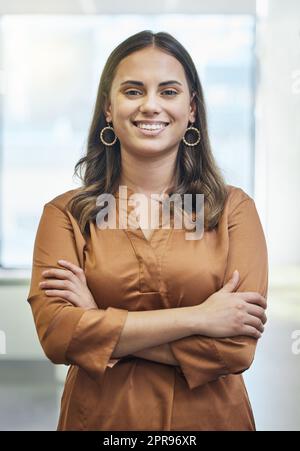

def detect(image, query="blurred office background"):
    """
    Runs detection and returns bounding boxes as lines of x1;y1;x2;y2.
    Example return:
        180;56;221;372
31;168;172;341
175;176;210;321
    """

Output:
0;0;299;430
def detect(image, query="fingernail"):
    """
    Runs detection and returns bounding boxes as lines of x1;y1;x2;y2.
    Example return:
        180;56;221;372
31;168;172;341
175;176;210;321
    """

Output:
58;260;65;264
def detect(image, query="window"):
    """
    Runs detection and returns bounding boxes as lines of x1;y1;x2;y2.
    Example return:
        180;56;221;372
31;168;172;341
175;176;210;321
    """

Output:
0;14;254;268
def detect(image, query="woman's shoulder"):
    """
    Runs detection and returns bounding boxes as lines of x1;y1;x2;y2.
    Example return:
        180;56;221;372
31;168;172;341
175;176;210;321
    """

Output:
224;184;254;213
44;187;82;212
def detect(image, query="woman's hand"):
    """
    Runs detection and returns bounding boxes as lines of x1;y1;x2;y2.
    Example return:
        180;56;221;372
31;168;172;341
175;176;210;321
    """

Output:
192;270;267;339
39;260;98;310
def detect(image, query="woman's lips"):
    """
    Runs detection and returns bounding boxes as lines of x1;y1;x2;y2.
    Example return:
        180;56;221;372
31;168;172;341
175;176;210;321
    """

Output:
132;122;169;136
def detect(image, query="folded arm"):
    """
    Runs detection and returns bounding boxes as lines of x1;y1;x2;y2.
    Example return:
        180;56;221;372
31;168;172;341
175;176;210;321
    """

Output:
28;201;196;381
130;343;179;366
28;202;129;384
126;194;269;389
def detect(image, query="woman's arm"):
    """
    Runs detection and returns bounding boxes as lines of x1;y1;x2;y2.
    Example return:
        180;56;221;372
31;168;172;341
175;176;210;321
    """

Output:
41;261;265;364
111;305;197;358
36;194;266;377
125;194;268;376
128;268;266;366
40;259;197;357
168;195;269;389
41;263;265;361
130;343;179;366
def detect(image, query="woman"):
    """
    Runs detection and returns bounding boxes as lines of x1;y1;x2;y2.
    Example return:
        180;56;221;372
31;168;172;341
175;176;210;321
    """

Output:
27;30;268;431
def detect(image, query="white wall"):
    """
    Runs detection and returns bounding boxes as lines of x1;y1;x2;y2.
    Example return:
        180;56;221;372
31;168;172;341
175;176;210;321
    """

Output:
255;0;300;266
0;0;256;15
0;283;44;359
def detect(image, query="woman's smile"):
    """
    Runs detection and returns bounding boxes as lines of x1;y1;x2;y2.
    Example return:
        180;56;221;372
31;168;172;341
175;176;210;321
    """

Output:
131;120;170;137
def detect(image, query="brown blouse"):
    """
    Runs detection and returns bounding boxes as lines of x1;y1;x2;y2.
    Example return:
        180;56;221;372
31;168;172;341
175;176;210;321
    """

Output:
27;184;268;431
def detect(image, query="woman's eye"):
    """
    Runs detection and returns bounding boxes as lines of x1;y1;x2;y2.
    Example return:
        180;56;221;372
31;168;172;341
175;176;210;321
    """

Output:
124;89;178;96
162;90;178;96
125;90;142;96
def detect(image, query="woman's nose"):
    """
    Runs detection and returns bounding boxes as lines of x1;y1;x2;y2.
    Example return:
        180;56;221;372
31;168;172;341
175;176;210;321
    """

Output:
139;94;162;113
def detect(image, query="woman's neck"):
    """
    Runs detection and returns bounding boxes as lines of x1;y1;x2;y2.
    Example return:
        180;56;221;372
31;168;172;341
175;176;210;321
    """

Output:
119;148;177;197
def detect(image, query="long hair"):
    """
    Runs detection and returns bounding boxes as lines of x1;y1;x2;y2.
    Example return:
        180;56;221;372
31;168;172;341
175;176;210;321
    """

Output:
67;30;228;239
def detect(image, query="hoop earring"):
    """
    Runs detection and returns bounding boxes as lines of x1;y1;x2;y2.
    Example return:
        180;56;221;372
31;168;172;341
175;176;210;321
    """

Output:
100;121;118;146
182;124;201;147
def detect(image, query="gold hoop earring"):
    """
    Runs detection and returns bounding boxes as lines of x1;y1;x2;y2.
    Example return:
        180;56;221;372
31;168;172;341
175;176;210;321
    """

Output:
100;121;118;146
182;124;201;147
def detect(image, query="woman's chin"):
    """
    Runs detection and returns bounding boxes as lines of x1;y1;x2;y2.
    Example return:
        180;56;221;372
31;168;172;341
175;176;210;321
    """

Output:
130;143;174;157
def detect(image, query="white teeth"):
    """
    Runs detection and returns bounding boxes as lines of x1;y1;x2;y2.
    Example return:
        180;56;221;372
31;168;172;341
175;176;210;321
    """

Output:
136;123;167;130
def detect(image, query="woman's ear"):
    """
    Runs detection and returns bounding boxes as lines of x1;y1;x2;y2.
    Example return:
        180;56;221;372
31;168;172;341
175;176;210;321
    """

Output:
104;96;112;122
189;92;197;122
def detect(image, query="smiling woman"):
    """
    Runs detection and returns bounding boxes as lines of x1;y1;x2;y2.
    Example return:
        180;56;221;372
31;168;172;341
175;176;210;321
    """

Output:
104;46;197;163
66;31;228;234
27;30;268;431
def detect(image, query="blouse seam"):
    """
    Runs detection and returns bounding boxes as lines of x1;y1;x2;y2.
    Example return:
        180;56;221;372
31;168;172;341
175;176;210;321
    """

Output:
210;339;230;374
159;228;174;295
64;310;88;363
229;195;253;218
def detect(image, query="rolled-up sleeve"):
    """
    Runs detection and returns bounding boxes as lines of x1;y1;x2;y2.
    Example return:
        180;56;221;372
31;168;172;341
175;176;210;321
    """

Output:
170;194;268;390
27;201;128;384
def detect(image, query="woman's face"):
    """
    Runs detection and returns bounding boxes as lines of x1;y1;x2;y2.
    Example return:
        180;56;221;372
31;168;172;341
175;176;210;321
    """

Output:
105;46;196;158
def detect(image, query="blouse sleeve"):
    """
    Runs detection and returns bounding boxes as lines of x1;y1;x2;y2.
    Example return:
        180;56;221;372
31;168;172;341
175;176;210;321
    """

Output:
169;194;268;390
27;201;128;384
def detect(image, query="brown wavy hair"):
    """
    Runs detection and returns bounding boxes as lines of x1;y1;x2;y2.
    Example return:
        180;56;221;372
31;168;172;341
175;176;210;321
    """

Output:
67;30;228;239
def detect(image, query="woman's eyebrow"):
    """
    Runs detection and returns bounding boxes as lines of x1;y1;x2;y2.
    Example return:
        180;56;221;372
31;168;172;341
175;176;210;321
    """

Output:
120;80;182;87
